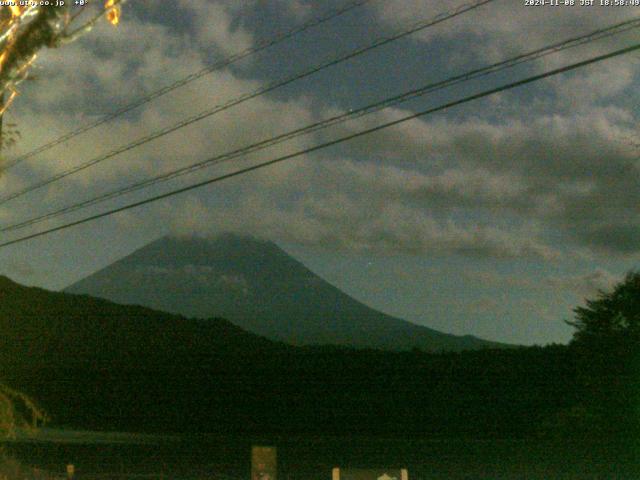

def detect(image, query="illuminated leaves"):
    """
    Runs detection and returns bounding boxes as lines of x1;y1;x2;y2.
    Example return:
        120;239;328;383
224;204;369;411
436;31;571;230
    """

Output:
105;0;122;26
0;2;125;115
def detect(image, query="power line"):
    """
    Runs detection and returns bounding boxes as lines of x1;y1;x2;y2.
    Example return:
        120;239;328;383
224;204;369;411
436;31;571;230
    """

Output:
1;40;638;249
1;0;376;170
2;16;639;234
0;0;495;205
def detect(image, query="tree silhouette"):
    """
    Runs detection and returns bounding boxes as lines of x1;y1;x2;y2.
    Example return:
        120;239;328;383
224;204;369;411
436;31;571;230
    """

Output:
567;270;640;352
566;271;640;436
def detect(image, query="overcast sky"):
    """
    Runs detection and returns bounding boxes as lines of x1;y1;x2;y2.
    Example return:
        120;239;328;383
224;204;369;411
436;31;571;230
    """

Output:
1;0;639;345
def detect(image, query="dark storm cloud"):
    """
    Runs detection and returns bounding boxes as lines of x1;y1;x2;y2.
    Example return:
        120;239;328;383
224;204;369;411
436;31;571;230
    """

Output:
314;104;639;257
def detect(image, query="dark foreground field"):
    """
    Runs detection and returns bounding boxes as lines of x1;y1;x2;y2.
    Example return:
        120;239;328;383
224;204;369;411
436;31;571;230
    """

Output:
5;433;640;479
3;275;639;478
4;345;639;479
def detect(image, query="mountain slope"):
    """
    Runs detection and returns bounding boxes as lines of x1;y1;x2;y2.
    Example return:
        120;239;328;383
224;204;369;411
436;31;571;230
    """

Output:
0;274;281;369
65;234;504;351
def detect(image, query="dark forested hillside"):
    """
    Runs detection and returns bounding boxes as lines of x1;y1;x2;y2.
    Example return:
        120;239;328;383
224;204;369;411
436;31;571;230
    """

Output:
0;275;281;370
1;275;636;439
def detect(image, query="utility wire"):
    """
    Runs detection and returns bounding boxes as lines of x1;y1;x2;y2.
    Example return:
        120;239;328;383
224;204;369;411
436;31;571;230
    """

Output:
0;0;495;205
1;0;376;170
2;16;639;234
1;40;638;249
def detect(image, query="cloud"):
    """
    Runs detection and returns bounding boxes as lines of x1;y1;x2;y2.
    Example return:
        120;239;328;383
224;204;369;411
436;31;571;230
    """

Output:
2;0;637;265
326;105;640;257
460;267;622;300
547;269;621;298
373;1;639;61
175;0;254;55
2;1;316;219
372;0;640;107
315;159;527;210
165;186;560;261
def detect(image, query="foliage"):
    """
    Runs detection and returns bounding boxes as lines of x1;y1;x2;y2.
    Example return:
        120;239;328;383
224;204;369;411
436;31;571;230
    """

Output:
0;383;47;439
0;449;23;480
564;271;640;437
0;2;123;111
0;122;18;151
567;270;640;351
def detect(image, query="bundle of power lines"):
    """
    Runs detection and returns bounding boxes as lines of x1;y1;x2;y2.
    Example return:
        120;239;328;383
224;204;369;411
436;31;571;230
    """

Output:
0;0;639;248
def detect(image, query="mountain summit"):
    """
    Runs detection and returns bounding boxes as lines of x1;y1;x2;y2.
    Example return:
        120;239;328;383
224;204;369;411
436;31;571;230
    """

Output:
66;234;503;351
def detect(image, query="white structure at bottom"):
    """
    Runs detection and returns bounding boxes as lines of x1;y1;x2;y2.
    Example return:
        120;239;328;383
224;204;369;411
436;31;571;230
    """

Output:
332;468;408;480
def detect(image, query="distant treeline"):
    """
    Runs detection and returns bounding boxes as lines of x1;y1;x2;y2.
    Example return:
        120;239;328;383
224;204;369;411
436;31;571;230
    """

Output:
4;344;637;439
